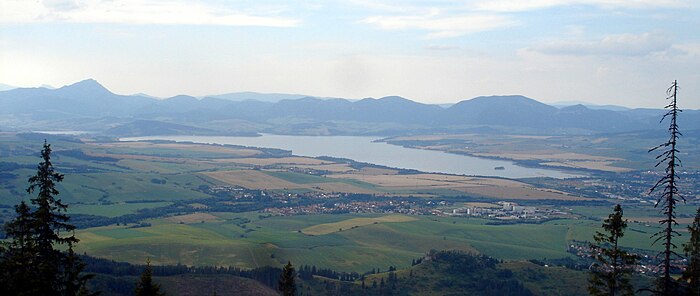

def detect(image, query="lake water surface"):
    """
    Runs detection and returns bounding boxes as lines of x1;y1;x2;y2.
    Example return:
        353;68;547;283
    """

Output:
121;134;580;179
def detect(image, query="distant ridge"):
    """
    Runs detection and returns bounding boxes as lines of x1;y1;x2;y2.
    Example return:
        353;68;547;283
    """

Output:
132;92;160;99
1;78;698;136
105;120;217;137
552;100;632;111
208;91;310;103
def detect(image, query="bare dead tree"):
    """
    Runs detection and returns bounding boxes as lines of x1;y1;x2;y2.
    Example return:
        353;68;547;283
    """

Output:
649;80;683;295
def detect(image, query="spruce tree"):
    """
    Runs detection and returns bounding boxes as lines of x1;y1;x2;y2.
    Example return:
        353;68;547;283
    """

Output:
135;258;165;296
589;204;637;296
682;208;700;295
0;201;41;295
0;140;93;295
27;141;77;294
278;261;297;296
649;80;684;295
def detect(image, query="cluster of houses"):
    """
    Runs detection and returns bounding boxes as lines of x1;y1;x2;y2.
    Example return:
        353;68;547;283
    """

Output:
448;201;544;220
263;200;432;216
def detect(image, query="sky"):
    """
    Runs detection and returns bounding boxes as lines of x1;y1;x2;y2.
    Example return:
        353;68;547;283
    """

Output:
1;0;699;108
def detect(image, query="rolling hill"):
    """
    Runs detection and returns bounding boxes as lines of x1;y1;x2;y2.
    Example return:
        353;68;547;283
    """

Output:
0;79;696;136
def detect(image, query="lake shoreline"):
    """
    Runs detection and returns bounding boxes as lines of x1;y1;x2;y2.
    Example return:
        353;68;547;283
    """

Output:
120;134;581;179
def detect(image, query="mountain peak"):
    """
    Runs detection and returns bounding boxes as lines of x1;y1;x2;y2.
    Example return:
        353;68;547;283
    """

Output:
378;96;411;102
560;104;589;111
470;95;537;103
58;79;113;96
166;95;198;101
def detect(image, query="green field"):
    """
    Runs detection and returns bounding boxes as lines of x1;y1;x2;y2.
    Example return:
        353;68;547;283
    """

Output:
301;215;418;235
73;212;667;273
0;133;688;278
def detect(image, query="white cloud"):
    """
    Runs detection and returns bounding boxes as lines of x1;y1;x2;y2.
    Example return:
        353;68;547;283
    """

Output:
424;45;461;51
0;0;300;27
474;0;694;12
361;9;516;38
529;31;673;56
41;0;82;12
672;43;700;57
347;0;429;14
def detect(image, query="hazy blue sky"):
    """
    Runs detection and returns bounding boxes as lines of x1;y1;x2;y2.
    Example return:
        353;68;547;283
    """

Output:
1;0;699;108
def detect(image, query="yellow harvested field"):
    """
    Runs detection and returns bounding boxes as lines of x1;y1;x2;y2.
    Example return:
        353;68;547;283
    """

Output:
203;170;379;193
201;170;303;190
355;167;399;175
286;163;354;173
115;159;217;173
88;152;194;163
328;173;585;200
329;173;526;188
166;213;221;224
302;215;418;235
312;182;380;194
453;185;585;201
328;173;477;187
212;157;331;166
541;161;631;173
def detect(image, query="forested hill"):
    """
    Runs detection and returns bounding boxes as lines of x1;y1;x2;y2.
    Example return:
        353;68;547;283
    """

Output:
1;79;699;136
81;251;599;296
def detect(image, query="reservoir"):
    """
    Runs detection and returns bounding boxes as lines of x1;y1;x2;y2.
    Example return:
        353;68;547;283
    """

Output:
120;134;580;179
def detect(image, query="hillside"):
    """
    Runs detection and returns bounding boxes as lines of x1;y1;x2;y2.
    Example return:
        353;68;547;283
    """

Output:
298;250;595;296
104;120;219;137
90;274;278;296
83;250;599;296
1;79;697;136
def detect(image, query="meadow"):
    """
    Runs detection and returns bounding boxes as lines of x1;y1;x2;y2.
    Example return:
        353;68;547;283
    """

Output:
0;133;683;276
1;133;590;210
73;211;668;273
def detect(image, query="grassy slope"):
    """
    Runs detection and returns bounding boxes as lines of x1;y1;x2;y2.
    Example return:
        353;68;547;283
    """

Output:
0;135;676;282
74;212;662;273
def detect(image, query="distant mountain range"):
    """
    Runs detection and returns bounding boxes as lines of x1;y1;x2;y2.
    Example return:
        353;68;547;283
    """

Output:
0;79;697;137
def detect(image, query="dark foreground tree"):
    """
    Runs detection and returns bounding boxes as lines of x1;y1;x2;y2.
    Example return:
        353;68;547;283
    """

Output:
278;261;296;296
135;258;165;296
1;201;40;295
649;80;684;295
0;140;94;295
30;140;82;294
682;208;700;295
589;204;637;296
